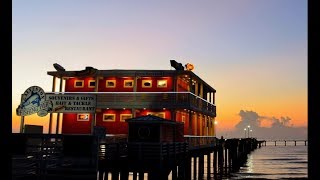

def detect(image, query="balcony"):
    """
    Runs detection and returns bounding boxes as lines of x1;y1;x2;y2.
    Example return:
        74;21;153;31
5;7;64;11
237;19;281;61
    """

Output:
95;92;216;116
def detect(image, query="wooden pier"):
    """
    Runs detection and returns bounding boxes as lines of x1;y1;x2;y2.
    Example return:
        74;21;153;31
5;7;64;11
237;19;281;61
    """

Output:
12;115;266;180
11;133;265;180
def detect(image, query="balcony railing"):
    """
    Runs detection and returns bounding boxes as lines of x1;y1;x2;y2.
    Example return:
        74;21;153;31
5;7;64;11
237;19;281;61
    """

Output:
95;92;216;116
184;135;218;149
46;92;216;116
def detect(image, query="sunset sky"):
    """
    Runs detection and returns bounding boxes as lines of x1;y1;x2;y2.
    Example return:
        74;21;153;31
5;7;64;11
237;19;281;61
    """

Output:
12;0;307;136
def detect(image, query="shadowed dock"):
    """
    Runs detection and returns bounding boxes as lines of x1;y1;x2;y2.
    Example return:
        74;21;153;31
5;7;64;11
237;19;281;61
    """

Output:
12;116;266;180
12;134;265;180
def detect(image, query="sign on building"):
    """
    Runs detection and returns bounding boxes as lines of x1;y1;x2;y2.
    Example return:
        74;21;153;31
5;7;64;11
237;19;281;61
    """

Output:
16;86;51;117
45;94;96;113
16;86;97;117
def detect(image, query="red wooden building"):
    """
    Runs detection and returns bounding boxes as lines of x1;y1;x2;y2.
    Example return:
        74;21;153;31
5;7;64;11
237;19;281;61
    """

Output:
47;61;216;136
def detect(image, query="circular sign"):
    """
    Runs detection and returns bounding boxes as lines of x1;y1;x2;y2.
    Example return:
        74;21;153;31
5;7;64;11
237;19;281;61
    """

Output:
138;126;150;139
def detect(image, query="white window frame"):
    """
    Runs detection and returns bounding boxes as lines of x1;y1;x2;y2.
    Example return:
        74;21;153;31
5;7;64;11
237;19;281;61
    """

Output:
88;80;96;88
142;80;152;88
103;114;116;122
74;80;84;88
120;114;133;122
157;80;167;88
77;113;90;121
146;112;165;118
124;80;134;88
106;80;116;88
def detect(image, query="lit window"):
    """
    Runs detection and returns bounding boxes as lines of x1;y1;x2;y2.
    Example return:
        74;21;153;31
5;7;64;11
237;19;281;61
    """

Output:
181;115;186;123
88;80;95;88
77;113;89;121
103;114;116;122
74;80;84;88
157;80;167;88
142;80;152;88
106;80;116;88
120;114;132;122
124;80;134;88
146;112;165;118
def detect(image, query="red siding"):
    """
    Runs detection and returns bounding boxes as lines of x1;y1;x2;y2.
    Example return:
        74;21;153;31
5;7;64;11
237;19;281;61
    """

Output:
176;111;190;135
177;78;189;92
95;109;132;134
60;73;203;136
62;113;92;134
137;109;172;120
98;77;134;92
137;77;173;92
65;77;96;92
96;77;173;92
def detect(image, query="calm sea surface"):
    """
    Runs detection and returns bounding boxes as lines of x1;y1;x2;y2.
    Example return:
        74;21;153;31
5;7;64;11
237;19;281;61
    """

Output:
104;142;308;180
220;143;308;179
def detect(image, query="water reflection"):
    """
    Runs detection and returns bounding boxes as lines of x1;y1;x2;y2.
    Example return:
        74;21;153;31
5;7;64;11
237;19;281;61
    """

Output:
99;145;307;179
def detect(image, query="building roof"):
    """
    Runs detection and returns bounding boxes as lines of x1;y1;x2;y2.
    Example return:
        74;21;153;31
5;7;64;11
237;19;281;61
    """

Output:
47;67;216;92
125;114;179;124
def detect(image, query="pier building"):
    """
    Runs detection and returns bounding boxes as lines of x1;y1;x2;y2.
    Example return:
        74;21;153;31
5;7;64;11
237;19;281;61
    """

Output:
46;60;217;136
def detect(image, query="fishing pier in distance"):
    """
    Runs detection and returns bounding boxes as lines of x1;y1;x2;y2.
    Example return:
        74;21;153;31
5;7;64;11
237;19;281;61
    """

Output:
12;115;265;180
262;139;308;146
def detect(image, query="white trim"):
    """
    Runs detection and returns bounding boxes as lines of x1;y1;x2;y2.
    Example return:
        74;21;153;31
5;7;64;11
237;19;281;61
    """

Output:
123;80;134;88
74;80;84;88
157;80;167;88
120;114;132;122
146;112;165;118
142;80;152;88
103;114;116;122
106;80;116;88
77;113;90;121
88;80;96;88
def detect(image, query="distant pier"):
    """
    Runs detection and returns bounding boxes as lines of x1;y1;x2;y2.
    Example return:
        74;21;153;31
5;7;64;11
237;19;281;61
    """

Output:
259;140;308;146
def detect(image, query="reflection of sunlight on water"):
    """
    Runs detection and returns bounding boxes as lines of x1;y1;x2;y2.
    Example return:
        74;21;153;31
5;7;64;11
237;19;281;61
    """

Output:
246;154;253;173
99;172;149;180
235;146;308;179
98;146;307;180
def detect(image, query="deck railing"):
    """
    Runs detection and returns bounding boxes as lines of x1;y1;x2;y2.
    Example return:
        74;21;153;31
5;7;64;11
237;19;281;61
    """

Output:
46;92;216;116
184;135;218;149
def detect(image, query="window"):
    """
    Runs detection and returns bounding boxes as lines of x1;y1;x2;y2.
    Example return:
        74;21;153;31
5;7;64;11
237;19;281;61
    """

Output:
77;113;89;121
120;114;132;122
157;80;167;88
142;80;152;88
181;115;186;123
88;80;96;88
103;114;116;122
124;80;134;88
146;112;165;118
74;80;84;88
106;80;116;88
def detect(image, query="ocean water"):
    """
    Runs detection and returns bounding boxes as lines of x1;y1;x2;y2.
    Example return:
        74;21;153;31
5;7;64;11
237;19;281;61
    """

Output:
224;143;308;179
102;142;308;180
